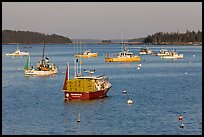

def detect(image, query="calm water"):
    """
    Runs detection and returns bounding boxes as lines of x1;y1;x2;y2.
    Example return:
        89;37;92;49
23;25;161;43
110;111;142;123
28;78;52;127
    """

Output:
2;44;202;135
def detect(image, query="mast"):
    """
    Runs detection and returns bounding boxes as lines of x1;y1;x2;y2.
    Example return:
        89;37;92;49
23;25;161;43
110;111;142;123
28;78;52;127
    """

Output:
41;43;45;65
79;41;82;75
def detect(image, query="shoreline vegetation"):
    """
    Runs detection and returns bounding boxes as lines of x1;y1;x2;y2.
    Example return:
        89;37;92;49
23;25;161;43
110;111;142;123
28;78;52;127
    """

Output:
2;29;202;45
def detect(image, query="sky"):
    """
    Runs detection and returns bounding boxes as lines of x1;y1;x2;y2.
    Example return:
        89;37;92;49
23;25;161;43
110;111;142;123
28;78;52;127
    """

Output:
2;2;202;40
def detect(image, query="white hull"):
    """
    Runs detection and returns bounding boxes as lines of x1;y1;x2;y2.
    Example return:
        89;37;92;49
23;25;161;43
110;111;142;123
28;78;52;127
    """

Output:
161;54;183;59
6;52;30;56
25;69;58;76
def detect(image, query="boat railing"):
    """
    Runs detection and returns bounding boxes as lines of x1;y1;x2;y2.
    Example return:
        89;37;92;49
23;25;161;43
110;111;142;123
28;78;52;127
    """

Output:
103;53;121;58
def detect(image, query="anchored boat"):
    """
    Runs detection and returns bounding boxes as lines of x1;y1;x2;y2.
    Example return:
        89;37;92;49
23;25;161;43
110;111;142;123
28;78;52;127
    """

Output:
161;50;184;59
6;45;30;56
74;49;98;58
105;46;140;62
139;47;152;55
152;49;171;56
62;59;112;100
24;45;58;76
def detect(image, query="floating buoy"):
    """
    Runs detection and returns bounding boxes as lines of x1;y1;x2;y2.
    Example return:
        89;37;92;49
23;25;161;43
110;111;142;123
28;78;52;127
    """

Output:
18;68;21;70
12;56;14;58
127;99;133;104
178;115;183;121
185;72;187;75
122;90;127;94
138;64;142;67
193;55;195;57
180;123;184;128
77;114;80;122
137;67;140;70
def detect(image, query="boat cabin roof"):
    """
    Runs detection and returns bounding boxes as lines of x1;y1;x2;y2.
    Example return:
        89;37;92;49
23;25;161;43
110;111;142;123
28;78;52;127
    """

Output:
74;75;107;80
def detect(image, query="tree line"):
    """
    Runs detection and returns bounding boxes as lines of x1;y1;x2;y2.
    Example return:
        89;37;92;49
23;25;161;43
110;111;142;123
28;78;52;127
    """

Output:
2;30;72;44
143;30;202;45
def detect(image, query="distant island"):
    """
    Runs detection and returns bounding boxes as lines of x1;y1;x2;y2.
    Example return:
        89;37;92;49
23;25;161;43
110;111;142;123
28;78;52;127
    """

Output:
142;30;202;45
2;30;72;44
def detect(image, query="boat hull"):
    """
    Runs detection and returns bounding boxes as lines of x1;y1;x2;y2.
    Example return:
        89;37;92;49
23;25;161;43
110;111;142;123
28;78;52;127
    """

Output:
64;87;111;100
25;69;58;76
161;55;183;59
6;53;30;56
74;53;98;58
105;56;140;62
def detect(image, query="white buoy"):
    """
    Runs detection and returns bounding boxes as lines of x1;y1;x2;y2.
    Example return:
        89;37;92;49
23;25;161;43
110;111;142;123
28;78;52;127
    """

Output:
137;67;140;70
122;90;127;94
138;64;142;67
185;72;187;75
193;55;195;57
77;113;80;122
127;99;133;104
180;123;184;128
18;68;20;70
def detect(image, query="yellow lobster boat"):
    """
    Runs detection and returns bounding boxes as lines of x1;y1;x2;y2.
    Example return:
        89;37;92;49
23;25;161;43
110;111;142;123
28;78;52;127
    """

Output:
105;47;140;62
74;49;98;58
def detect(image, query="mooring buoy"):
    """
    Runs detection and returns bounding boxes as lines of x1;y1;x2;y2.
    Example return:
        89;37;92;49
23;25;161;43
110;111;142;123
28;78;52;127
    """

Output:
77;113;80;122
127;99;133;104
122;90;127;94
180;123;184;128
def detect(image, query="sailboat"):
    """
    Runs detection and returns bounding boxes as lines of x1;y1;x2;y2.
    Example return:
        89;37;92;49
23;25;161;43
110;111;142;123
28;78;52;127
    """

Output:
24;45;58;76
62;58;112;100
6;45;30;56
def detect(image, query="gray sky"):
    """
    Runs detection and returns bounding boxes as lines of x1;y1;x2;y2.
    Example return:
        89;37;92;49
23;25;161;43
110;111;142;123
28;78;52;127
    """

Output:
2;2;202;39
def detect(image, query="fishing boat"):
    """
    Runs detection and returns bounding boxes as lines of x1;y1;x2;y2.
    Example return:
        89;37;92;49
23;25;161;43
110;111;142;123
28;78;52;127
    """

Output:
139;47;152;55
161;50;184;59
6;45;30;56
62;59;112;100
105;46;140;62
24;45;58;76
74;49;98;58
152;49;171;56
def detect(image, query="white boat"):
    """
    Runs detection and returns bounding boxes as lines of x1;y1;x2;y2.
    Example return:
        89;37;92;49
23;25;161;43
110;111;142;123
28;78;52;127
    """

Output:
161;50;183;59
24;45;58;76
139;47;152;55
6;45;30;56
153;49;171;56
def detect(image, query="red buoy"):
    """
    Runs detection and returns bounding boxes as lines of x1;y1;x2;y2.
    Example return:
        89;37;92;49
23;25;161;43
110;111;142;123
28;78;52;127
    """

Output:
178;115;183;121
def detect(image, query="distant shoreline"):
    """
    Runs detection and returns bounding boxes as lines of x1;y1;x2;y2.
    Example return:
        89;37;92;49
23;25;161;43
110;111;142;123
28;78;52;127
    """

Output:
2;42;202;46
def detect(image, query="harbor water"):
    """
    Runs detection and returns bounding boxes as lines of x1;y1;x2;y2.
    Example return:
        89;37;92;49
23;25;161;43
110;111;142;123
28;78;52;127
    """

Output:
2;44;202;135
